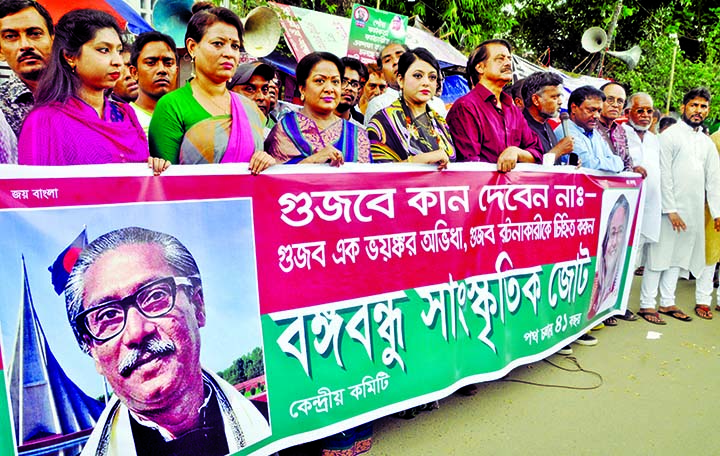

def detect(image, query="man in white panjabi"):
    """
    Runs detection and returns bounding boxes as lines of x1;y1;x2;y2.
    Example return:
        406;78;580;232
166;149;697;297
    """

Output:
622;93;661;259
638;87;720;325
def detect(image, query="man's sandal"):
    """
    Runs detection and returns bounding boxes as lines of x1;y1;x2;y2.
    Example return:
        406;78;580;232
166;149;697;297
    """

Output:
659;308;693;322
694;305;713;320
637;310;667;325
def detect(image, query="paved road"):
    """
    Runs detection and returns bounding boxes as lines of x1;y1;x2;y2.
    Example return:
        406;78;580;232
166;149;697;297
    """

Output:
280;276;720;455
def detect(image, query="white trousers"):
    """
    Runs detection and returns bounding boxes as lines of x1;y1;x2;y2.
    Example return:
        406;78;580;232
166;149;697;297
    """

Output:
695;263;717;306
639;267;680;310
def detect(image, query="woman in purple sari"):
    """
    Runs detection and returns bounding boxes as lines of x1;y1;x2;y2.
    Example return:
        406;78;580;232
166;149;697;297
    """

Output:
17;9;168;174
149;2;273;174
265;52;371;166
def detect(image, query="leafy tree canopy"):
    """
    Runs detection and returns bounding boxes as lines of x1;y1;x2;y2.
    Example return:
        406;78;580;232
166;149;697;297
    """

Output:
215;0;720;117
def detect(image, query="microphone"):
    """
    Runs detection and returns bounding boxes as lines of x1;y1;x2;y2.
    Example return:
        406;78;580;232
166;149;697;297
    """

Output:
560;111;570;138
558;111;577;165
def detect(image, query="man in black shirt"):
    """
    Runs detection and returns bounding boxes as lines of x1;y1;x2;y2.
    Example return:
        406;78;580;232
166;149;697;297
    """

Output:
521;71;574;161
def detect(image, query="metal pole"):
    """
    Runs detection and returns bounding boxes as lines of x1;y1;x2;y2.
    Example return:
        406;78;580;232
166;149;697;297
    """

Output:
666;41;678;115
598;0;623;77
606;0;623;50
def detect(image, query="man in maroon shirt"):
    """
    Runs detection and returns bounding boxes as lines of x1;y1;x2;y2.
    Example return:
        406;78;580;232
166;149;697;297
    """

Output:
447;39;543;172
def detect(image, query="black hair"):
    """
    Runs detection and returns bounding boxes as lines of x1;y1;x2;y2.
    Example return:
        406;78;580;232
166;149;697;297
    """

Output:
34;9;121;106
658;116;677;132
397;47;440;80
568;85;605;116
601;195;630;255
0;0;53;35
509;78;524;101
130;31;178;67
683;87;711;105
522;71;563;107
340;56;368;83
466;39;512;87
375;41;409;67
185;2;243;48
295;51;344;88
602;195;630;272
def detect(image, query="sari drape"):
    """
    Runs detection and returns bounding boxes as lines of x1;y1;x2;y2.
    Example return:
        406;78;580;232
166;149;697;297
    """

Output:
265;112;371;164
178;92;256;164
18;97;148;165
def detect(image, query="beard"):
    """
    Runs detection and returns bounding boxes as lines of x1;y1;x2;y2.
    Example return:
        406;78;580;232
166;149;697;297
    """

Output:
682;113;705;128
627;118;650;131
335;102;352;114
21;68;43;82
539;109;558;120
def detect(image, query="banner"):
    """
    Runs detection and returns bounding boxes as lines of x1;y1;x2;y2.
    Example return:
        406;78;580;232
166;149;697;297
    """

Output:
271;2;465;66
0;163;642;456
347;4;407;65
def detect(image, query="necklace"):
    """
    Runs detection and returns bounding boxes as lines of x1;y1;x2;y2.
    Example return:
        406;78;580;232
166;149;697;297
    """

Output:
401;98;439;143
399;97;454;160
192;81;230;115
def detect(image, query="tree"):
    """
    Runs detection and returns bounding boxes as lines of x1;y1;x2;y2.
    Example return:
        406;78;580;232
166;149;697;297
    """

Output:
217;346;265;385
217;356;246;384
244;347;265;379
209;0;720;118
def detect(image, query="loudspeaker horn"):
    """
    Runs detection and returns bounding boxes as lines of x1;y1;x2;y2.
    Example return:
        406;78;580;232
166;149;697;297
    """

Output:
608;45;642;70
152;0;194;48
581;27;608;53
242;6;282;58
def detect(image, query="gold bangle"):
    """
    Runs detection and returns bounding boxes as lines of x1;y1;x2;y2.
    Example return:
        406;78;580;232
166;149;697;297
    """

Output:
407;155;413;163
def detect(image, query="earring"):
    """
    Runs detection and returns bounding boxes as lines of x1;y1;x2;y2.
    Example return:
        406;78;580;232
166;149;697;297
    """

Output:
300;93;305;102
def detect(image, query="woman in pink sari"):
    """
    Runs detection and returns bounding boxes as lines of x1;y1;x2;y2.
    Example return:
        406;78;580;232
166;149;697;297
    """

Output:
17;9;168;174
149;2;273;174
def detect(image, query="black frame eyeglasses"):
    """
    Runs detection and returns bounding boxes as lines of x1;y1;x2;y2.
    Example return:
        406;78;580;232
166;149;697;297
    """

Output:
342;78;362;90
75;276;197;343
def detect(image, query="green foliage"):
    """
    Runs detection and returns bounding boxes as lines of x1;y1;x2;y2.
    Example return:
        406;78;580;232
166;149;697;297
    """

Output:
217;346;265;385
205;0;720;119
604;5;720;119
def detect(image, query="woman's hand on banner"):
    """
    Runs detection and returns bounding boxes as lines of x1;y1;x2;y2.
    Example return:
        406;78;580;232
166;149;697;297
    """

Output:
147;157;171;176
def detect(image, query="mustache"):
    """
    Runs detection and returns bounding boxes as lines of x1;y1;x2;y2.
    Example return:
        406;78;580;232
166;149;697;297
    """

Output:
118;337;176;378
19;50;42;61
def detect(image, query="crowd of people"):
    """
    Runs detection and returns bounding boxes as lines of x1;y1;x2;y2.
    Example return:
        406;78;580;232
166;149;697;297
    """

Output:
2;0;720;455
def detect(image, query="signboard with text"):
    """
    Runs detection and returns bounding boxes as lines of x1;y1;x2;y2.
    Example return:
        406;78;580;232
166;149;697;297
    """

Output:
0;164;642;456
347;4;407;65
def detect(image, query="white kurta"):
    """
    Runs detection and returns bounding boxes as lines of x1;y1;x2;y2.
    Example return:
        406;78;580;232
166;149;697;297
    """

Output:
645;121;720;275
623;124;662;242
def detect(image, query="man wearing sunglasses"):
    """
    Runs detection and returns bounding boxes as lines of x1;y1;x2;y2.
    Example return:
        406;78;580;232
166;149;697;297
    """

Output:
623;92;660;310
65;227;270;456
